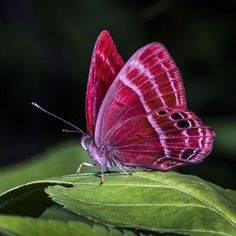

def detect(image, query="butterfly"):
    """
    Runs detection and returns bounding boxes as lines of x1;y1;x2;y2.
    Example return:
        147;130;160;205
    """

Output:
33;30;215;184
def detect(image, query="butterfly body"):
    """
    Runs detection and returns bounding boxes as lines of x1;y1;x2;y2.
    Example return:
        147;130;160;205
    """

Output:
81;30;215;178
81;134;115;168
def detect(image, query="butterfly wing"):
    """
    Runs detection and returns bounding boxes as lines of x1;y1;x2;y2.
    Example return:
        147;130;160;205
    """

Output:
95;43;186;144
109;108;215;170
95;42;214;169
86;30;124;135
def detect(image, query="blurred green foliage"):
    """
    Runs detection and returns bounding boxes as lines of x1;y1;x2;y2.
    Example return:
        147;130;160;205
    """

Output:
0;141;96;194
0;1;235;190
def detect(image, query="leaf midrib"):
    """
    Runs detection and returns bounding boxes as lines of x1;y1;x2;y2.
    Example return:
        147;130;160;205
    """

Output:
52;191;208;208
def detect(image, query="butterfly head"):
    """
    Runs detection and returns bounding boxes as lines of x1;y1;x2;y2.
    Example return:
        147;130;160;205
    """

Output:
81;134;93;150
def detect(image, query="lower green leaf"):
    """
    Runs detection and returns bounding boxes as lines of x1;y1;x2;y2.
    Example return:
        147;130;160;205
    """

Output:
0;215;135;236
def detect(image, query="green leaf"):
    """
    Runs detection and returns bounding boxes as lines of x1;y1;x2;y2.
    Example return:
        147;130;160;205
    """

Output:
1;172;236;235
0;179;72;217
45;172;236;236
40;205;83;221
0;141;96;193
0;215;135;236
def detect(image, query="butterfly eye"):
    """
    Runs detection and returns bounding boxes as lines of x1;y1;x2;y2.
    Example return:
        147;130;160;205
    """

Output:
157;110;167;115
176;120;190;128
81;135;93;150
171;112;183;120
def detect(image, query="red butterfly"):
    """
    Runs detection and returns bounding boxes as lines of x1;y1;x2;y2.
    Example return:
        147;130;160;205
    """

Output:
33;30;215;184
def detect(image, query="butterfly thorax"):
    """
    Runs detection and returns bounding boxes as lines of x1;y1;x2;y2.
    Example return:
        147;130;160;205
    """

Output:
81;134;114;167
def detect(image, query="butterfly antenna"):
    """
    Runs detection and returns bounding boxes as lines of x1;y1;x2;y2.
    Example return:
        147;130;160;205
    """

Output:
32;102;84;134
62;129;82;133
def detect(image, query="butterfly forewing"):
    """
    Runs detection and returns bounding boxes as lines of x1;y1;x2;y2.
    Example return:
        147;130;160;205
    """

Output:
86;31;124;135
95;43;186;145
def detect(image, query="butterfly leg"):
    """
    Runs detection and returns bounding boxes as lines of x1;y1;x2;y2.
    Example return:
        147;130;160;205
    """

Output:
98;166;104;185
76;162;95;174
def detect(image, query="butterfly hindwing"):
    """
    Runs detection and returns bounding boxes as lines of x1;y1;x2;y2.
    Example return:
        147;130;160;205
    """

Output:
86;31;124;135
110;108;215;170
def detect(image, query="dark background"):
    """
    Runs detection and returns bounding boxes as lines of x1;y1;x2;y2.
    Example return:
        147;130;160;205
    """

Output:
0;1;235;188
